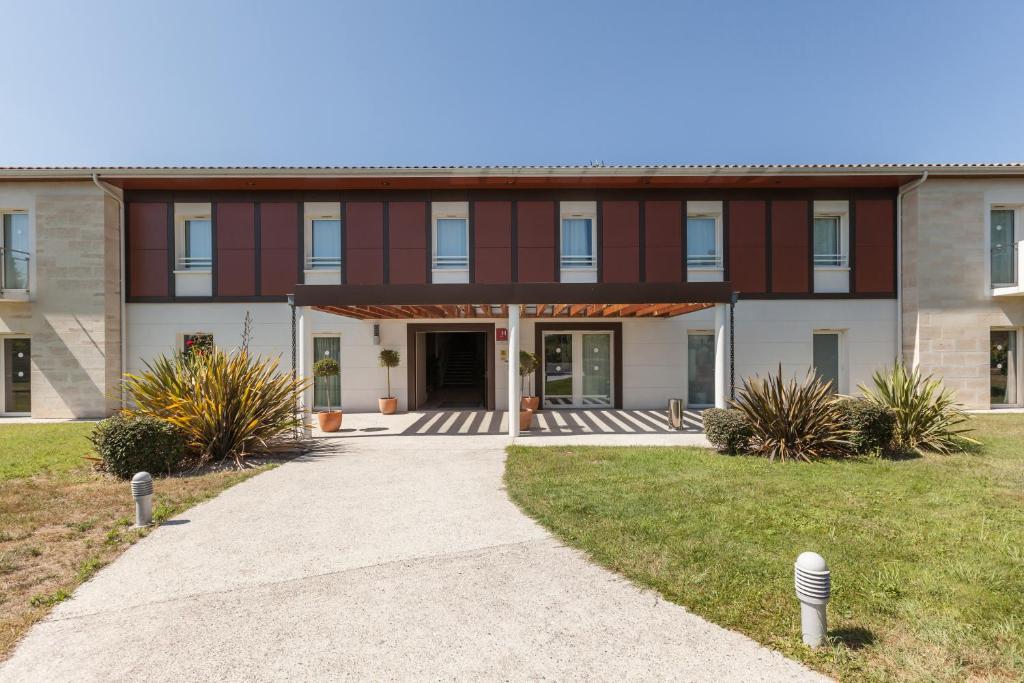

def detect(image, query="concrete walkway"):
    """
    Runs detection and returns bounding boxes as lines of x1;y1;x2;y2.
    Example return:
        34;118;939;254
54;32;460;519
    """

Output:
2;434;824;682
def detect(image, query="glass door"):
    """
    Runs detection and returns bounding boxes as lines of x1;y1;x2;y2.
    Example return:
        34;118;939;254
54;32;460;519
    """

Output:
4;338;30;413
991;330;1018;406
687;333;715;406
543;331;613;408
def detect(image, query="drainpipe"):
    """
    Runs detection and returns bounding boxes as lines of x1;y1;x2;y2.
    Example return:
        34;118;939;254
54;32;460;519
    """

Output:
92;174;127;409
896;171;928;368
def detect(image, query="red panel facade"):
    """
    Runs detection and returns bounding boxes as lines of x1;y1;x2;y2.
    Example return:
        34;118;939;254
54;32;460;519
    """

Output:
473;201;512;283
215;202;256;296
259;202;299;296
516;201;556;282
388;201;427;284
854;198;895;293
601;201;640;283
128;202;169;297
643;200;682;282
345;201;385;285
727;200;767;294
771;200;810;293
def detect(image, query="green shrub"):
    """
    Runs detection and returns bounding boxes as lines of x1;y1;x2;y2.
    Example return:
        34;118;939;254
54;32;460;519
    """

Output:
836;399;896;454
859;363;978;454
702;408;752;454
89;413;187;479
733;366;852;462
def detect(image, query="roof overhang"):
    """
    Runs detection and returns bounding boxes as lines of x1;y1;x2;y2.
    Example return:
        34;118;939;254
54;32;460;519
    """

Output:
293;282;733;320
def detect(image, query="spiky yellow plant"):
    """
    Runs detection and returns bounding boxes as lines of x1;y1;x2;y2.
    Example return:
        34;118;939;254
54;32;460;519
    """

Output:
122;348;309;467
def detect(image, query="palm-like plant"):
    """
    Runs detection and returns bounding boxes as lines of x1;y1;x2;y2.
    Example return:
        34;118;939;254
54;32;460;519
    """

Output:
378;349;400;399
732;366;851;462
122;347;309;467
859;363;977;454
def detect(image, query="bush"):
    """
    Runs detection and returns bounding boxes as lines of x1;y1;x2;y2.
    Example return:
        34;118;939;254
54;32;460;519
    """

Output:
121;345;309;467
859;363;978;454
702;408;752;454
733;366;852;462
90;413;187;479
836;399;896;454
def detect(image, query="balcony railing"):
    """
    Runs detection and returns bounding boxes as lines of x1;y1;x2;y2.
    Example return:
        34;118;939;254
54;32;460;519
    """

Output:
177;256;212;271
306;255;342;270
814;253;850;268
991;243;1018;287
433;254;469;269
686;254;723;268
560;254;596;269
0;247;30;293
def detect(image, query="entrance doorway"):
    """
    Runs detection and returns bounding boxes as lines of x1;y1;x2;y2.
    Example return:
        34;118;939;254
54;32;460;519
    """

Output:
407;323;496;411
542;330;613;408
3;338;30;414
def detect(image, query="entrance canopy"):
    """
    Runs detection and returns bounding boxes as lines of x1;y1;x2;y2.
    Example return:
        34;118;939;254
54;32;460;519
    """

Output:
292;282;733;320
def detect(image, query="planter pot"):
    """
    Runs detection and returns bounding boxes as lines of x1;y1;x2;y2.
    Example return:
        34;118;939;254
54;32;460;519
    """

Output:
519;408;534;431
316;410;343;432
520;396;540;412
379;397;398;415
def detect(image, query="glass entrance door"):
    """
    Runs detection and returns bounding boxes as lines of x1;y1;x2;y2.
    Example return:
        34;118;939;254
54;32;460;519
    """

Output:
4;338;30;413
991;330;1018;406
543;331;613;408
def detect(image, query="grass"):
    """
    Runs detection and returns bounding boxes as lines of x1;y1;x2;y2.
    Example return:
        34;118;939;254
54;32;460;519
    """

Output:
0;423;273;661
505;414;1024;682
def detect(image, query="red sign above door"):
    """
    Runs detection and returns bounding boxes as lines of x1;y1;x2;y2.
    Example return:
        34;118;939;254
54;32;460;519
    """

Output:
496;328;508;341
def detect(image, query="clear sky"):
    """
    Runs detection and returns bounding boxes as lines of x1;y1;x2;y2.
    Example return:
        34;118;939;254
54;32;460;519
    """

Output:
1;0;1022;166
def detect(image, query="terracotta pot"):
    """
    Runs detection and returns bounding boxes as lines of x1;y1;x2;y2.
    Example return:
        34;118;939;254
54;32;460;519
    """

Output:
316;410;343;432
379;397;398;415
519;408;534;431
520;396;540;412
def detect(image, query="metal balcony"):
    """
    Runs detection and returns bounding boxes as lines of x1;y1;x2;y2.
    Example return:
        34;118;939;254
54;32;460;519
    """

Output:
0;247;30;299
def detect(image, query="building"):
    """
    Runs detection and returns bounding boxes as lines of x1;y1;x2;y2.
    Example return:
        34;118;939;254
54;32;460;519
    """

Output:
0;165;1021;427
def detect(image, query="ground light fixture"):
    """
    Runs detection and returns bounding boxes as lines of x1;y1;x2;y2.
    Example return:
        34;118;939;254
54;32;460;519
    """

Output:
794;551;831;647
131;471;154;528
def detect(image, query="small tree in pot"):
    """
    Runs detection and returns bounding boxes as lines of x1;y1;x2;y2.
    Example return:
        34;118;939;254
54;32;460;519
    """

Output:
313;357;342;432
378;348;400;414
518;350;540;412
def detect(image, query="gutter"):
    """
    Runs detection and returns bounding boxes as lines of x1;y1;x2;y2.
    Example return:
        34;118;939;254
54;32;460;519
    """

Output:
896;171;928;366
91;174;127;410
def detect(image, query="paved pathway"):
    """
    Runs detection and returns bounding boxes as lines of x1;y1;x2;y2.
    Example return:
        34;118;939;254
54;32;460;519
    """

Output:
1;434;824;681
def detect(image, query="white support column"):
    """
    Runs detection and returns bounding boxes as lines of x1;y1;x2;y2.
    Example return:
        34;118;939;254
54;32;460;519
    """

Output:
508;304;520;438
297;306;314;437
714;302;728;409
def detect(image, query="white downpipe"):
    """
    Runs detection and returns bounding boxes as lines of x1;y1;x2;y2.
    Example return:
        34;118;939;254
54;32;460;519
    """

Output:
91;174;127;410
297;306;313;437
508;304;520;438
896;171;928;367
714;303;727;409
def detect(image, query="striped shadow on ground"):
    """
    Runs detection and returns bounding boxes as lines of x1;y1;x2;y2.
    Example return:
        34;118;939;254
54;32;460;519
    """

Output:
400;409;704;436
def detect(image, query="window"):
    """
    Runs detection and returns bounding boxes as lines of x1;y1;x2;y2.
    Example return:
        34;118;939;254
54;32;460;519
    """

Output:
686;201;723;272
183;333;213;357
813;216;844;267
313;336;341;410
991;329;1018;405
2;212;29;289
311;219;342;269
813;332;841;393
183;219;212;270
561;218;594;269
687;333;715;405
433;218;469;269
991;208;1016;286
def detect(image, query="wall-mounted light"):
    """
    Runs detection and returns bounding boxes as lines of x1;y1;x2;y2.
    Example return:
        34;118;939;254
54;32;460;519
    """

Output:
372;323;381;346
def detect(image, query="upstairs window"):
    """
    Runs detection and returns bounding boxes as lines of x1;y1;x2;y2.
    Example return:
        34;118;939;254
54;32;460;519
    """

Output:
311;219;342;269
561;218;594;268
686;217;720;267
991;208;1016;286
433;218;469;269
2;212;29;289
183;219;212;270
813;216;844;267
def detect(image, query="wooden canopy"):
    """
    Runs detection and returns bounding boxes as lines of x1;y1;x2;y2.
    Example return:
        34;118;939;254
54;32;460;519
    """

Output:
313;302;713;320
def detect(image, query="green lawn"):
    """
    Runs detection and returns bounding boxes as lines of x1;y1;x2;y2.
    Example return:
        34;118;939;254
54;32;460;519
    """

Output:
0;423;96;479
505;414;1024;682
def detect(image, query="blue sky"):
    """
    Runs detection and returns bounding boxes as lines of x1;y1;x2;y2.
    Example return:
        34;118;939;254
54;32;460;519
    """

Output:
1;0;1022;166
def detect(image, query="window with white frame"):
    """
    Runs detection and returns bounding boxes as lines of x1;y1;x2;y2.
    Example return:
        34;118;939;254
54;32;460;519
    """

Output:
560;201;597;272
812;201;849;268
990;207;1018;286
304;202;342;271
686;201;723;269
174;204;212;271
1;211;30;289
432;202;469;272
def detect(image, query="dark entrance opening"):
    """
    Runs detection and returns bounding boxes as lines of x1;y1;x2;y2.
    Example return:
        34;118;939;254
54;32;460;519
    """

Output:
420;331;486;409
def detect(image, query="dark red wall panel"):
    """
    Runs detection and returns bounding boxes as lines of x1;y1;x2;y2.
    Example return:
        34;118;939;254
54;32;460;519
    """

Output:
854;198;895;293
473;201;512;283
727;200;767;294
259;202;299;296
345;202;385;285
601;201;640;283
516;201;556;282
771;200;810;293
128;202;169;297
643;200;682;282
388;202;427;284
216;202;255;296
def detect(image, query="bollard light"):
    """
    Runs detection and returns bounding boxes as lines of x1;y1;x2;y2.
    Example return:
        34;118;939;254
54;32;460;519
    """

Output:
794;551;831;647
131;471;154;528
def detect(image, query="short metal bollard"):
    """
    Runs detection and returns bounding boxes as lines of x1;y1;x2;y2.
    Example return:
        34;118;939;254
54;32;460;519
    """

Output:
131;471;154;528
794;551;831;647
667;398;686;430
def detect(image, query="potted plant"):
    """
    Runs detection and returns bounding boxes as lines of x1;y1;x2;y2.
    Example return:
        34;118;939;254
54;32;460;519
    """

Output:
378;348;400;414
312;357;342;432
518;350;540;412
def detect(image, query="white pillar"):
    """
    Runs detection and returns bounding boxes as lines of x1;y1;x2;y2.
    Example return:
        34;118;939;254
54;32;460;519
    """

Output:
714;303;728;409
508;304;520;438
297;306;314;437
